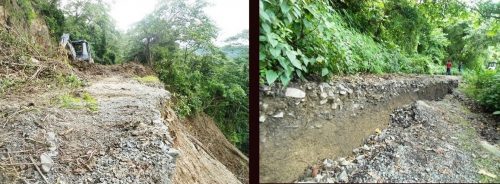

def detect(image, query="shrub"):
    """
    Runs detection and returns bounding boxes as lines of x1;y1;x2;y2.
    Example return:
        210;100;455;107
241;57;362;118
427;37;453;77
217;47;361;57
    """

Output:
463;69;500;114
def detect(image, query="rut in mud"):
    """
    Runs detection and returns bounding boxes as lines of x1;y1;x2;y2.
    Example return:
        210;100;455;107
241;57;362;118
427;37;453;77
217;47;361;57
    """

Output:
259;74;461;183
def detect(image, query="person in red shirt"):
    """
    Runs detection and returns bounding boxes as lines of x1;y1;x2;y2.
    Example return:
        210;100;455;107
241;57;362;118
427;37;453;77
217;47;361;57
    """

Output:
446;59;452;75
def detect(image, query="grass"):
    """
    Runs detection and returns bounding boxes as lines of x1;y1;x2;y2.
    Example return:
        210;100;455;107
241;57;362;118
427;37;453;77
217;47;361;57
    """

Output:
134;75;160;84
57;92;98;112
455;106;499;183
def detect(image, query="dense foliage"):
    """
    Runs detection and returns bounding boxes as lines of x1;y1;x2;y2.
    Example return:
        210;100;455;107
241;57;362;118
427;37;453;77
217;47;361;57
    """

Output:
260;0;499;85
463;69;500;114
125;0;249;153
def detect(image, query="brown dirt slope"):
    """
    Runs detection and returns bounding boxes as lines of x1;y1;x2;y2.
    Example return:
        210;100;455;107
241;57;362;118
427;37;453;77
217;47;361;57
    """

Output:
183;114;249;184
165;108;242;184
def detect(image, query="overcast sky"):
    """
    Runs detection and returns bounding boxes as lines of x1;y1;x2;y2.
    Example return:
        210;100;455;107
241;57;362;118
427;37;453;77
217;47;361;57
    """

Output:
108;0;248;45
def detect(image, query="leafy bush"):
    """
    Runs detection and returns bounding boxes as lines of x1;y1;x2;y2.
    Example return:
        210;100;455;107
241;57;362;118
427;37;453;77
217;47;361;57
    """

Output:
463;70;500;114
259;0;425;85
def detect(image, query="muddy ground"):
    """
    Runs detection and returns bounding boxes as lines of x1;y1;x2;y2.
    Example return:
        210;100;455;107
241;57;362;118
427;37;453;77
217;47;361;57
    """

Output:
259;74;499;183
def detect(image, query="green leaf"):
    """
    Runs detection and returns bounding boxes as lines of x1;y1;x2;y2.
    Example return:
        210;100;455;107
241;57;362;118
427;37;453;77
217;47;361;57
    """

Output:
267;34;278;47
493;111;500;115
280;1;291;14
270;47;281;57
286;50;302;69
266;70;279;85
280;73;291;86
260;10;270;22
262;23;271;33
321;68;329;76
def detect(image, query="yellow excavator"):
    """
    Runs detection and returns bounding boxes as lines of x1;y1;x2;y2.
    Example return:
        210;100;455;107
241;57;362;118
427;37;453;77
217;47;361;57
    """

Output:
59;33;94;63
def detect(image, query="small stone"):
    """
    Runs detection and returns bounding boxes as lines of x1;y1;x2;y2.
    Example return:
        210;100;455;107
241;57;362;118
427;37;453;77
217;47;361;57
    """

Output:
332;103;338;110
261;103;269;111
320;92;328;99
285;88;306;98
273;112;284;118
356;155;365;161
167;149;180;157
40;153;53;173
259;115;266;123
323;159;333;168
363;144;370;151
320;99;328;105
339;91;347;95
328;91;335;98
352;148;360;153
338;170;348;182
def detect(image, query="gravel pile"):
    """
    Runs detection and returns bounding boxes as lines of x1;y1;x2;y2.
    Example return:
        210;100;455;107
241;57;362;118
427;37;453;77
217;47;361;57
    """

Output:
298;100;478;183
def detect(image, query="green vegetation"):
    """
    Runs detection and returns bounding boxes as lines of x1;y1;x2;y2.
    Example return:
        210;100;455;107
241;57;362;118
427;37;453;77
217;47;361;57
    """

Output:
134;75;161;84
463;69;500;114
56;92;98;112
2;0;249;154
124;0;248;154
260;0;499;85
455;108;500;183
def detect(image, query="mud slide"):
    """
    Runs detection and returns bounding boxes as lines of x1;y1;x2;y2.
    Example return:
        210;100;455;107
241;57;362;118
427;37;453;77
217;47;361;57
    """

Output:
259;74;460;183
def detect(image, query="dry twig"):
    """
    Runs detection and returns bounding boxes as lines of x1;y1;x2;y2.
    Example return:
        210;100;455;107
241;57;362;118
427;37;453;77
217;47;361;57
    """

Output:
28;156;49;184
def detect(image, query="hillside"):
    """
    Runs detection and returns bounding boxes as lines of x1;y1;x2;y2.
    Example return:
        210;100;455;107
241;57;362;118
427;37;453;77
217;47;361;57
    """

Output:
0;0;248;183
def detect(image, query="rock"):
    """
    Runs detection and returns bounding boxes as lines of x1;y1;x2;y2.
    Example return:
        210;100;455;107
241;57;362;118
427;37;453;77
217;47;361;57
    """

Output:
285;88;306;98
339;91;347;95
273;112;284;118
259;115;266;123
261;103;269;111
338;170;348;182
356;155;365;161
320;92;328;99
320;99;328;105
479;141;500;157
332;103;339;110
40;153;53;173
352;148;360;154
315;174;323;182
363;144;370;151
30;57;40;64
478;169;497;178
167;149;180;157
261;85;271;91
328;91;335;98
323;159;333;168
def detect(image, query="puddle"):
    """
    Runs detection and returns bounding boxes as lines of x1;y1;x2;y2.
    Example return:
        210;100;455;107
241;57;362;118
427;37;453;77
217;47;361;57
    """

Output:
259;80;457;183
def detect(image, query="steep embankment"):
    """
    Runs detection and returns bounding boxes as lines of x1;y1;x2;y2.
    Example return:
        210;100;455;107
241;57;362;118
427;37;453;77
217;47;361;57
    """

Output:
0;66;244;183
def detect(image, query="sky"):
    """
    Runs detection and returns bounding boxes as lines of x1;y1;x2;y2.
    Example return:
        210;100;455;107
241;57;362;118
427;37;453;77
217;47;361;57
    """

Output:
107;0;249;45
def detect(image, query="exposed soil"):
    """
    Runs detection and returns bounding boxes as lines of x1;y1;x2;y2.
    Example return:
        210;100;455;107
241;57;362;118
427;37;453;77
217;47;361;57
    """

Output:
0;64;244;183
299;94;499;183
167;111;243;184
259;74;460;183
182;114;249;184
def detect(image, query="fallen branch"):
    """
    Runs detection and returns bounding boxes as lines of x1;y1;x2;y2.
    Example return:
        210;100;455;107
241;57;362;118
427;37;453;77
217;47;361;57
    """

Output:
29;156;49;184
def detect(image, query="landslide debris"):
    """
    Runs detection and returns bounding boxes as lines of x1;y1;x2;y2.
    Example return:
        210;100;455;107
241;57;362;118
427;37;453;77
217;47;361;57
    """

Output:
298;94;499;183
259;74;459;183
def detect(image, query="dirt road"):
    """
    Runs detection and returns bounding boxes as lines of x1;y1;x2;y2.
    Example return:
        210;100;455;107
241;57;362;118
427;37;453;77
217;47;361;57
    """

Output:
259;74;499;183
